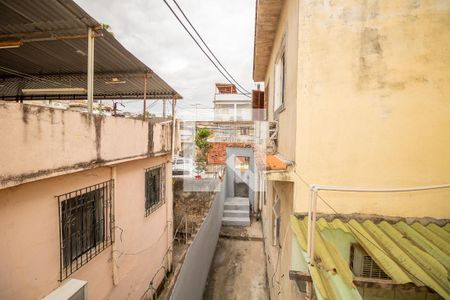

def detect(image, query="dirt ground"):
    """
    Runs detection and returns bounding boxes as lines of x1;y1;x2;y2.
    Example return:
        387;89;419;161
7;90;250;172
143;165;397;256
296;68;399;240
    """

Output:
203;221;269;300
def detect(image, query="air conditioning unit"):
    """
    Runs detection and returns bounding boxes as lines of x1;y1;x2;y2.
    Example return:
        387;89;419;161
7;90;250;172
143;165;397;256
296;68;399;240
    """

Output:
350;244;389;279
42;279;88;300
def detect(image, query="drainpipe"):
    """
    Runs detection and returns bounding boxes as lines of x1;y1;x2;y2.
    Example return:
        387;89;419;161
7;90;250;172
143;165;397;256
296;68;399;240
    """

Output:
306;183;450;299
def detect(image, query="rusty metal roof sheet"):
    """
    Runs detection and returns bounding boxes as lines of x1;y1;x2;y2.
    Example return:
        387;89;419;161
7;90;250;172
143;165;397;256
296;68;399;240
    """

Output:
291;215;450;299
0;0;181;100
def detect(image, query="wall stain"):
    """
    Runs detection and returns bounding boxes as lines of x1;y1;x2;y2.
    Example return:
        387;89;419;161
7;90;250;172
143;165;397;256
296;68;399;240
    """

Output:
148;121;154;154
49;107;55;124
22;104;30;124
358;27;385;90
93;114;103;159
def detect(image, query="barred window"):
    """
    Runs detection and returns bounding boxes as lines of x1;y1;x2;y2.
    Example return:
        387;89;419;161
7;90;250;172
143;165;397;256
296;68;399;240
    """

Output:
57;180;114;280
145;165;165;216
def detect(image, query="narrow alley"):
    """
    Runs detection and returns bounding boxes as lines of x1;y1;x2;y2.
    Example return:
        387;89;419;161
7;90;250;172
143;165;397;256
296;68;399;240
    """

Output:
204;218;269;300
0;0;449;300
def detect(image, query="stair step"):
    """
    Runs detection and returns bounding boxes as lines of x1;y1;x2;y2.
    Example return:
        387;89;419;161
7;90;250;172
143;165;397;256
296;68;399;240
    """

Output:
222;216;250;226
225;197;249;204
223;210;249;218
224;202;249;211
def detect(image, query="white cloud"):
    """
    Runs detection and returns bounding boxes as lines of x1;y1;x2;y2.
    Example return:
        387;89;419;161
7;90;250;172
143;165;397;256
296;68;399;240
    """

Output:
75;0;255;119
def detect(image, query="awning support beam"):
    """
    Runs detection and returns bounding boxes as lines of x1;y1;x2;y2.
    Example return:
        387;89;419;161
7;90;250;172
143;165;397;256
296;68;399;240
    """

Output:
171;95;176;158
87;27;94;113
143;72;148;121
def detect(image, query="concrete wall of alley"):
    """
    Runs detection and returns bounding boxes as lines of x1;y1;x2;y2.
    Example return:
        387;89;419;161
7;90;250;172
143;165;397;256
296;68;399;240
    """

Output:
170;177;226;300
0;102;172;189
0;155;173;300
264;0;450;218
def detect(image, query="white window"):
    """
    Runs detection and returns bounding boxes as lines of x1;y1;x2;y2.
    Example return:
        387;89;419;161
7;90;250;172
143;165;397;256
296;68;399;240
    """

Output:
273;52;285;112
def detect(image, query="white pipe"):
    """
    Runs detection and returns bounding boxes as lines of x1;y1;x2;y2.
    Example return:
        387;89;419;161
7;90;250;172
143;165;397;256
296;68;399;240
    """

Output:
311;183;450;193
87;27;94;114
306;182;450;298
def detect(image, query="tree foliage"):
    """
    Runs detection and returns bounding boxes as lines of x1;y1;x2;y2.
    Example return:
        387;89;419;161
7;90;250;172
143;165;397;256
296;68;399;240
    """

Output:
195;128;212;171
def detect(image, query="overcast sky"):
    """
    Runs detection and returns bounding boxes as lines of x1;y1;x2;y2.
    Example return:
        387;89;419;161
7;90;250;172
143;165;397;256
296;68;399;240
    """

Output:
76;0;255;119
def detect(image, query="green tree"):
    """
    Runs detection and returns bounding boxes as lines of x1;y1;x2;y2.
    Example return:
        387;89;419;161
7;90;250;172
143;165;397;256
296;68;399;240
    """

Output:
195;128;212;171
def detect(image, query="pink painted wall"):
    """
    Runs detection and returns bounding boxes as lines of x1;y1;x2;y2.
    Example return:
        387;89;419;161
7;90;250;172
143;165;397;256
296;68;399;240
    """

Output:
0;155;172;300
0;102;173;189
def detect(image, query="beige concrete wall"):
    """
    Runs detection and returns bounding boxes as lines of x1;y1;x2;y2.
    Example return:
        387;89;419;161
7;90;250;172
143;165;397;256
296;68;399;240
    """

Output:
263;0;299;161
0;155;172;300
0;102;172;189
292;0;450;218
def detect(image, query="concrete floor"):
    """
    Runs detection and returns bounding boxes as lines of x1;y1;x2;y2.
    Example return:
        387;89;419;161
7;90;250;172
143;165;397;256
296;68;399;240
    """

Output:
203;221;269;300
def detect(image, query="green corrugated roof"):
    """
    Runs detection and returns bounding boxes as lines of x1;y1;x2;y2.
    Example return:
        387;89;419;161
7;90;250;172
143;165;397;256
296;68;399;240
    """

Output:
291;215;450;299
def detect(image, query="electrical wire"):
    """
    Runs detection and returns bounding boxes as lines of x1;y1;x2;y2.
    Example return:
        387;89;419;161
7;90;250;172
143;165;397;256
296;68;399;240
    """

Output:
170;0;251;95
161;0;251;98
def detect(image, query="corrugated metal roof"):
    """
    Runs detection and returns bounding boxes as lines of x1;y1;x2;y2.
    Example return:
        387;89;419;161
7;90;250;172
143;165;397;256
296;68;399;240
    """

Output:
0;0;181;100
0;0;98;39
291;215;450;299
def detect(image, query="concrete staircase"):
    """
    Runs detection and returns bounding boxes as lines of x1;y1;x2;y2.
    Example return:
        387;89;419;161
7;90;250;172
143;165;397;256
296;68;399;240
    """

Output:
222;197;250;226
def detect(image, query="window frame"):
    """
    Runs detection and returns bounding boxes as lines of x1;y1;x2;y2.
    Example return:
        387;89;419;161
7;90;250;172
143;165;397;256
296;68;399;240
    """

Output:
144;164;166;217
273;50;286;117
57;179;114;281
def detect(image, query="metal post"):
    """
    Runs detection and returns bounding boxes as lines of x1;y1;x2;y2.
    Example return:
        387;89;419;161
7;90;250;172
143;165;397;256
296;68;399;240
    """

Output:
163;99;167;118
113;102;117;116
143;72;148;121
87;27;94;114
171;95;177;158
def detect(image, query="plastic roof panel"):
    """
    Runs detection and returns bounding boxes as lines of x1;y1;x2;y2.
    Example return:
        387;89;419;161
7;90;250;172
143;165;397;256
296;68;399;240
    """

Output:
291;216;450;299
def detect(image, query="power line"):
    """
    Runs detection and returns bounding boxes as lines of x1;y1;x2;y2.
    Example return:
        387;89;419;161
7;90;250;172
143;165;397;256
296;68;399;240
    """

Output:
161;0;251;98
170;0;251;95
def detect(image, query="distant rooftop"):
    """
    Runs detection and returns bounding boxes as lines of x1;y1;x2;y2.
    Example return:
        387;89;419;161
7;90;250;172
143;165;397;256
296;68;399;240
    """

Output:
215;83;237;94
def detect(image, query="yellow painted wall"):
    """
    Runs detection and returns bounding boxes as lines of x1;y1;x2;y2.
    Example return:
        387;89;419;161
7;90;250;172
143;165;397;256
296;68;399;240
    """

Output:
264;0;299;162
266;0;450;218
260;1;450;298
